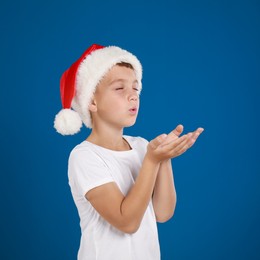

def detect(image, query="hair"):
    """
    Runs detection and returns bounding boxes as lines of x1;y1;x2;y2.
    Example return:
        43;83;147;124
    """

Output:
116;62;134;70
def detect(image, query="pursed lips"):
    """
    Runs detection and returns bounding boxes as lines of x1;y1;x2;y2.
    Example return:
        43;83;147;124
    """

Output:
129;106;138;114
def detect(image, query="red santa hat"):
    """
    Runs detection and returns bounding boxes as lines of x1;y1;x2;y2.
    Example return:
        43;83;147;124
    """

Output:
54;44;142;135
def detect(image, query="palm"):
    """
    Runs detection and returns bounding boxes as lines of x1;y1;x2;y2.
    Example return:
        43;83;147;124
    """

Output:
147;125;204;162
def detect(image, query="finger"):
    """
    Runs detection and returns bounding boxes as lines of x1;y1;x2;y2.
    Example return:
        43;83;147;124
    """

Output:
160;133;190;150
175;129;203;155
160;127;203;152
173;133;194;155
182;128;203;147
191;128;204;141
171;124;184;137
160;125;184;146
192;127;204;135
149;134;167;149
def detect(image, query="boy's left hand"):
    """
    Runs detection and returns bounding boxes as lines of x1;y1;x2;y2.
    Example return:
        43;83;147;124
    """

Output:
160;124;204;152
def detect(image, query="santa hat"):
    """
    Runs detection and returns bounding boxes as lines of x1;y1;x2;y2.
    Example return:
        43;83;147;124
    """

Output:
54;44;142;135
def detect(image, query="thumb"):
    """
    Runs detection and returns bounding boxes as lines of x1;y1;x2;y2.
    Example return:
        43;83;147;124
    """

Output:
171;124;184;137
149;134;167;149
160;124;184;146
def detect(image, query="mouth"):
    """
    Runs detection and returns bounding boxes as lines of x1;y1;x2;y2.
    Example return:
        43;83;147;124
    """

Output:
129;107;138;114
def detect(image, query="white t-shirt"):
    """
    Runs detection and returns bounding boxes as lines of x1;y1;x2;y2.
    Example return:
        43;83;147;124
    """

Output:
68;135;160;260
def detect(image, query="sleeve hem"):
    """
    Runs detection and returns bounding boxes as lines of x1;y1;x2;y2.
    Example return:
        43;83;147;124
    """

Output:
83;178;115;198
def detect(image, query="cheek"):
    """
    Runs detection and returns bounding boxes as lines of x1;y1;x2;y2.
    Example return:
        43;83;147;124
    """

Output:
98;96;122;113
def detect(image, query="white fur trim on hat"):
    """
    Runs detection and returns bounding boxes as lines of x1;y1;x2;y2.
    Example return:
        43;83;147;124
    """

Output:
54;109;82;135
72;46;142;129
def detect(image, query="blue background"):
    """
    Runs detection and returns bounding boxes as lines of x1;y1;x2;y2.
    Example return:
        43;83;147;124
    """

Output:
1;0;259;259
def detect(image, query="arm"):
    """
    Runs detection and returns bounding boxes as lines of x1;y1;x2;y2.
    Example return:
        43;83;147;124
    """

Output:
152;125;204;222
152;159;177;223
151;126;182;223
86;127;204;234
86;154;161;234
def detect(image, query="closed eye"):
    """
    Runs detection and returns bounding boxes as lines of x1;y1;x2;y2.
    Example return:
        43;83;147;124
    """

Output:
115;87;124;90
133;82;139;91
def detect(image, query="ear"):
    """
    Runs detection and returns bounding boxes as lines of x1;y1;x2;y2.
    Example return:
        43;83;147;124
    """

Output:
88;98;97;112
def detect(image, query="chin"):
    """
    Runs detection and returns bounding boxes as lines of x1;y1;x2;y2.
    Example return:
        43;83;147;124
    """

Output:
124;119;137;127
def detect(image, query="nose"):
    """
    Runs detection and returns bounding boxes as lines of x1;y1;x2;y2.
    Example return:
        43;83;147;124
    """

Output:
128;88;139;102
129;92;138;101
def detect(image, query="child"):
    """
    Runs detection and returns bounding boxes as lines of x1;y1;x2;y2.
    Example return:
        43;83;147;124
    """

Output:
54;44;204;260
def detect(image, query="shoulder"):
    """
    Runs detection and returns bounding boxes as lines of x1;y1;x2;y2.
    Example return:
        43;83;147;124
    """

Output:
124;135;149;151
69;141;105;165
69;141;91;158
68;141;111;179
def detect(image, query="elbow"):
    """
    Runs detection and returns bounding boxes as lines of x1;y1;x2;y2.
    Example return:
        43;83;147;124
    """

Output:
156;211;174;223
118;221;141;234
156;206;176;223
123;227;139;234
155;199;177;223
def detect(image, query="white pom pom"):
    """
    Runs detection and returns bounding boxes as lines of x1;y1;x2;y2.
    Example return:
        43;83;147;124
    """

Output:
54;109;82;135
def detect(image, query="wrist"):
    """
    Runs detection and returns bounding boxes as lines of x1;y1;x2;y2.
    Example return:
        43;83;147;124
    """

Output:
143;154;161;168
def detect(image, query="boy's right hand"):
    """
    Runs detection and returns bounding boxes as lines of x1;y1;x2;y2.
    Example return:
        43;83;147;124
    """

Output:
146;125;204;164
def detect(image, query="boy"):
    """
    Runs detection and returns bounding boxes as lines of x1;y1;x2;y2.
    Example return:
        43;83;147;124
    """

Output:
54;44;204;260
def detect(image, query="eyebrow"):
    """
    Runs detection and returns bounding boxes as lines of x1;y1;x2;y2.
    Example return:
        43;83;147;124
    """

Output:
108;79;138;86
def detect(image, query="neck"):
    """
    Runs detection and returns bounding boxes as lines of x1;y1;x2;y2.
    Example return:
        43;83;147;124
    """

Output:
86;122;130;151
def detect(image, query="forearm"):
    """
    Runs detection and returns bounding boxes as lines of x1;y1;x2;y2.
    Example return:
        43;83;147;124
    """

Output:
86;152;163;234
152;159;177;222
120;156;160;232
87;127;203;233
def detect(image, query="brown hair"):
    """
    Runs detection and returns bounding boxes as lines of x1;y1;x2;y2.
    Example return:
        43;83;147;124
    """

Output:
116;62;134;70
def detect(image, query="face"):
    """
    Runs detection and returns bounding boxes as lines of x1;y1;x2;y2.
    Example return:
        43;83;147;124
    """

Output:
89;65;140;129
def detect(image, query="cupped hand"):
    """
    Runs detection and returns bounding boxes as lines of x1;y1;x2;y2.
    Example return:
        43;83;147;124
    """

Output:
146;125;204;163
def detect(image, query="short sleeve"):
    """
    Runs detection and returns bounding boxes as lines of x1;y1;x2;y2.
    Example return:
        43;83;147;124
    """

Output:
68;147;114;197
125;135;149;155
138;136;149;149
